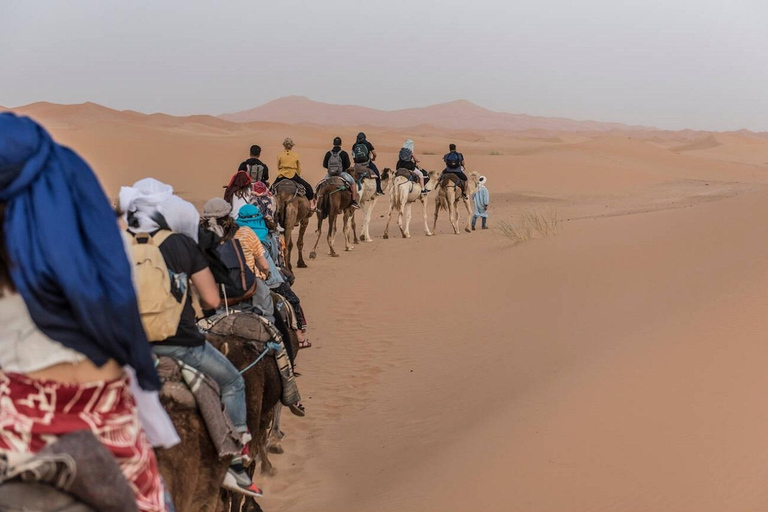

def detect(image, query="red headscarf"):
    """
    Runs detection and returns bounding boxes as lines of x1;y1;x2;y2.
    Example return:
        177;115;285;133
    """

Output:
223;171;252;203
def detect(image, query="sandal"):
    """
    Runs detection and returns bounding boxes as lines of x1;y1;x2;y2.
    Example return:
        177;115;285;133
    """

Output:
289;402;306;417
298;339;312;349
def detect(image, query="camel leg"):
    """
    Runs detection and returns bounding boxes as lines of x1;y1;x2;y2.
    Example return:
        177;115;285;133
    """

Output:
383;201;395;239
361;197;375;242
423;196;433;236
463;197;473;233
267;404;284;455
397;202;407;238
404;202;412;238
309;212;323;260
328;213;339;257
351;208;359;244
285;225;295;270
433;198;441;234
296;217;309;268
344;210;354;251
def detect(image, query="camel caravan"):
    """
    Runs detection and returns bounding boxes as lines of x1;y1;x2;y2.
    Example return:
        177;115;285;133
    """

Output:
0;113;488;512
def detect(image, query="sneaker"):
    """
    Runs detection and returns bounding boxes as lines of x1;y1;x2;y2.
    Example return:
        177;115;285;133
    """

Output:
289;402;306;417
351;201;361;210
376;191;385;196
421;189;429;195
472;226;476;231
223;466;263;498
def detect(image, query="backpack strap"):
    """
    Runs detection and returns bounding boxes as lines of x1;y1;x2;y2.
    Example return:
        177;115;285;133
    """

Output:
230;240;248;290
151;230;174;246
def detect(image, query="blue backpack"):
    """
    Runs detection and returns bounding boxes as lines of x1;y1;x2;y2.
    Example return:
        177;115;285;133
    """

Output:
445;151;462;169
398;147;413;163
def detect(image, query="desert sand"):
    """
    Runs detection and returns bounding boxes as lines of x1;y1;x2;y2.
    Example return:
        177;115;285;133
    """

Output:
6;100;768;511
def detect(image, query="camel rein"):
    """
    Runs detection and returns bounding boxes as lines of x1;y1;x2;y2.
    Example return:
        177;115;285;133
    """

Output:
239;342;282;375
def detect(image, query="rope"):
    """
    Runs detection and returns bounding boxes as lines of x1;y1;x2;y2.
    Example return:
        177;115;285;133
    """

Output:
239;341;282;375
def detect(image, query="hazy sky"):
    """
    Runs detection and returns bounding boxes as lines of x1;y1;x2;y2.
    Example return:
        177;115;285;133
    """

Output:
1;0;766;131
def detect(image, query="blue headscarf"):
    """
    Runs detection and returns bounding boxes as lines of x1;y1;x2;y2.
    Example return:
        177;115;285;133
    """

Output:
0;113;159;391
236;204;269;241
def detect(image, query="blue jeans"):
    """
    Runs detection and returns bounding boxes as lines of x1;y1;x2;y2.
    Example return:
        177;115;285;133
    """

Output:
153;342;247;432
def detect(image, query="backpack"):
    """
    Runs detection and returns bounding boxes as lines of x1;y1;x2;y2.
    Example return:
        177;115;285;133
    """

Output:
247;162;265;183
398;147;413;163
216;238;258;305
130;231;187;342
327;150;344;175
352;142;370;163
445;151;462;169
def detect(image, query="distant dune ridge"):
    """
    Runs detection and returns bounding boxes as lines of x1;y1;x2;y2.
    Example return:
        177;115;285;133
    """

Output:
219;95;659;132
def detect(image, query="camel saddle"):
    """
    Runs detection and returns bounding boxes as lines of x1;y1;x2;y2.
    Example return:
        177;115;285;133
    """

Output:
0;431;136;512
316;175;351;194
272;179;306;198
156;354;243;459
395;168;428;181
352;163;374;182
440;172;465;190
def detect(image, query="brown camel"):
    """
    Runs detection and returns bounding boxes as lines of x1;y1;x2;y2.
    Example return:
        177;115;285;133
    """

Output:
350;166;391;243
273;180;312;269
308;177;355;259
383;168;440;239
156;314;287;512
433;171;479;234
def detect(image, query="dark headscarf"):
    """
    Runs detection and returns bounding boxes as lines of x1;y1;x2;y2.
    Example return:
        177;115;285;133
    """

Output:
356;132;366;143
0;113;159;390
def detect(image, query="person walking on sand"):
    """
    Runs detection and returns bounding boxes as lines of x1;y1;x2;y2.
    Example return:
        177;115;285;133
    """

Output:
442;143;469;199
273;138;316;210
472;175;490;230
238;145;270;186
322;136;359;209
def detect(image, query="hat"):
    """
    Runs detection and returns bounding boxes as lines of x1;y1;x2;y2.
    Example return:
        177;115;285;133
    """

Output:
283;137;294;148
253;181;268;196
202;197;232;218
479;176;487;185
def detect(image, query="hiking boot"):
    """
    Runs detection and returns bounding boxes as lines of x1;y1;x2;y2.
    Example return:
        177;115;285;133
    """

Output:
472;225;476;231
223;465;263;498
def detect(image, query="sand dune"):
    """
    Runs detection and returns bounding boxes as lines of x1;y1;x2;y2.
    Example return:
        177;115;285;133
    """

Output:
5;102;768;510
220;96;658;132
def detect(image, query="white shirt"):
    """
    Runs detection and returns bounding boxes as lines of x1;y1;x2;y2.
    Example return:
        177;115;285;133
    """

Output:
0;292;86;373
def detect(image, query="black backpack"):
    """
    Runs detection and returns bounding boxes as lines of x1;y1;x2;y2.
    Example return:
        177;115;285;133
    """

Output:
353;143;370;163
216;238;258;305
445;151;462;169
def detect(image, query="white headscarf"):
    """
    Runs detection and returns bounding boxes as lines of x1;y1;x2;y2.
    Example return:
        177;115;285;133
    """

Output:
479;175;487;186
403;139;414;152
119;178;200;242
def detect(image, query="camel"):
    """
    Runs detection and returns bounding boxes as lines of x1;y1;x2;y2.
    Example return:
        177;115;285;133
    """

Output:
433;171;479;234
156;314;289;512
272;180;312;269
383;168;440;239
308;177;355;259
350;166;391;243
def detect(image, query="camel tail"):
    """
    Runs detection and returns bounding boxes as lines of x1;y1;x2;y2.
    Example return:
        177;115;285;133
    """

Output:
436;193;449;212
318;192;331;220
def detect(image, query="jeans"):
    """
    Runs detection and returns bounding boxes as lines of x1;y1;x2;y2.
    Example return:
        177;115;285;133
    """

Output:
153;342;247;432
368;162;383;193
472;215;487;229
